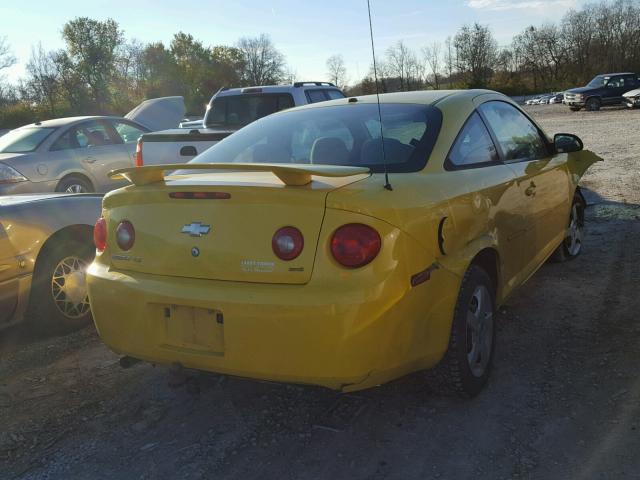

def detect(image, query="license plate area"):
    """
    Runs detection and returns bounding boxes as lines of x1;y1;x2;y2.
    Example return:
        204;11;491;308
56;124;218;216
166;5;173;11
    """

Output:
154;304;225;353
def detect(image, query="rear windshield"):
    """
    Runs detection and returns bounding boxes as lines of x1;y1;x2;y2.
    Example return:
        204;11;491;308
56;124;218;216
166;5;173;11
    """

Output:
0;127;56;153
204;94;294;128
191;103;442;173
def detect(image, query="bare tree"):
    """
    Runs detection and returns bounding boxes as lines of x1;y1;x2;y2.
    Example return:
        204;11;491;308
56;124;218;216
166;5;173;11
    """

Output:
0;37;16;72
326;54;347;87
444;36;454;85
25;43;60;116
385;41;417;91
236;34;286;85
422;42;442;89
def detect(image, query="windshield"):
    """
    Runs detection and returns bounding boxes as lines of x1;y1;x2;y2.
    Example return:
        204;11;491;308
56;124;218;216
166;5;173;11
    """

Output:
0;127;56;153
587;75;608;88
190;103;442;173
204;93;295;128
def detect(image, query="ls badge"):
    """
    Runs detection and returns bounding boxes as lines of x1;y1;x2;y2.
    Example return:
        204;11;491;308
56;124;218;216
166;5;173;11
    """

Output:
182;222;211;237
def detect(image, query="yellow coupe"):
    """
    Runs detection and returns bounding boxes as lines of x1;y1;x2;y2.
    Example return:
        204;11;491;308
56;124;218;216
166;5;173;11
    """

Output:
87;90;601;397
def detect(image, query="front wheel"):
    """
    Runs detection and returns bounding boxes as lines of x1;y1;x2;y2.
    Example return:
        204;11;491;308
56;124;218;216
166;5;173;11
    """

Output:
586;97;601;111
428;265;496;398
56;176;93;193
551;193;585;262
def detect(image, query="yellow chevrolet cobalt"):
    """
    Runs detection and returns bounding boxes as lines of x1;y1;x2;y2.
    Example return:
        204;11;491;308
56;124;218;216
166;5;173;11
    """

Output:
87;90;601;397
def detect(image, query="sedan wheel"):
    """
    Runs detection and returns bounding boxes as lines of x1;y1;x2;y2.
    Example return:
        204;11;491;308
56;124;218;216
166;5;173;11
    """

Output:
564;203;584;257
25;238;94;334
65;183;88;193
551;192;585;262
466;285;494;378
51;256;91;319
427;264;496;397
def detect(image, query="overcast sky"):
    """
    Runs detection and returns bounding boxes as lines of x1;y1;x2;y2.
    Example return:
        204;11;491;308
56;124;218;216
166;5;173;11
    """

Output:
1;0;593;85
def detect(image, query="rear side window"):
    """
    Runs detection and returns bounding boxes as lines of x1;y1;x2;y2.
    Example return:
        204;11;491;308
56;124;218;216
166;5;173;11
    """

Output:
479;101;548;162
0;127;56;153
111;121;147;144
448;113;499;168
205;94;294;127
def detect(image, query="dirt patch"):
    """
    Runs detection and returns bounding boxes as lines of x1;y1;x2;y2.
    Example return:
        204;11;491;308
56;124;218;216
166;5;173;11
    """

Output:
1;104;639;479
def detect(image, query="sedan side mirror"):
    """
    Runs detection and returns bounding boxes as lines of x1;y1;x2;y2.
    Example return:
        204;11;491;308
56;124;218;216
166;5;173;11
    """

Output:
554;133;583;153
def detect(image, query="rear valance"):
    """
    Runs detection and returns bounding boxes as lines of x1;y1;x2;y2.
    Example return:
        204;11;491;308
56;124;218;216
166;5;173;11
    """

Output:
109;163;370;187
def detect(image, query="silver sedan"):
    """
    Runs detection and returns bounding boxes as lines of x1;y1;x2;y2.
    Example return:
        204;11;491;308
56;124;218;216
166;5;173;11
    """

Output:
0;96;185;194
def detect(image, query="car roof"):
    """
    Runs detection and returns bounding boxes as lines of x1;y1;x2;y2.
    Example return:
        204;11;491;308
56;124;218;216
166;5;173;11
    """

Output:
288;89;500;111
595;72;636;76
16;116;134;129
217;84;341;97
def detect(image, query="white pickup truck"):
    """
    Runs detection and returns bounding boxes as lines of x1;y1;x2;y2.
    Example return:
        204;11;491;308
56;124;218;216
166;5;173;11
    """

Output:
136;82;345;166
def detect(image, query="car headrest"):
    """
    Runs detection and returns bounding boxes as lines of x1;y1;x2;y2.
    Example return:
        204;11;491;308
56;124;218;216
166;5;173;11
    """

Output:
360;137;414;165
310;137;349;165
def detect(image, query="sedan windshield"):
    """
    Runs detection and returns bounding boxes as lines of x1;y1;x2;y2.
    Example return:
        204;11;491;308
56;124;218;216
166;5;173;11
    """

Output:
0;127;56;153
191;103;442;173
587;75;608;88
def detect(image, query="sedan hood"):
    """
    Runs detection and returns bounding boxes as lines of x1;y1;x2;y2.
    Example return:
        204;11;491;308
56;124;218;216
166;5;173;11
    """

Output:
623;88;640;98
125;96;186;131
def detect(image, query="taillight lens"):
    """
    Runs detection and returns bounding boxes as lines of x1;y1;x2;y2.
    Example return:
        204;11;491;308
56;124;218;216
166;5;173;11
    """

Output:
135;140;143;167
272;226;304;260
94;217;107;252
116;220;135;251
331;224;381;268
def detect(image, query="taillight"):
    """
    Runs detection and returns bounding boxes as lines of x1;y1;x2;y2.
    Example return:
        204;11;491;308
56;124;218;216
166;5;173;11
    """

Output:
135;140;143;167
94;217;107;252
272;226;304;260
115;220;135;251
330;224;381;268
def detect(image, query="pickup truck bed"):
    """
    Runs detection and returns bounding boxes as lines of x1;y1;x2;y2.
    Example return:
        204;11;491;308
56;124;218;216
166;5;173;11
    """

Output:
138;128;235;166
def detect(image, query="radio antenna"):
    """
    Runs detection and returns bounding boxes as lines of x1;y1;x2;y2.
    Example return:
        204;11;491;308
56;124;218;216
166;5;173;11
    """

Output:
366;0;392;191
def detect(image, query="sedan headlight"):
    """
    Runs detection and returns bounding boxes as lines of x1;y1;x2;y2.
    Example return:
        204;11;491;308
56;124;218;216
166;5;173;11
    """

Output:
0;163;28;184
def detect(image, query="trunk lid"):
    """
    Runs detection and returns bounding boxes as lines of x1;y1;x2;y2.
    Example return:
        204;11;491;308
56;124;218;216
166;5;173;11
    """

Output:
103;168;369;284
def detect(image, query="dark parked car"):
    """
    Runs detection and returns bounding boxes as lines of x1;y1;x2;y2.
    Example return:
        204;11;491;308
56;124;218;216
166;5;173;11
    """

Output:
564;73;640;111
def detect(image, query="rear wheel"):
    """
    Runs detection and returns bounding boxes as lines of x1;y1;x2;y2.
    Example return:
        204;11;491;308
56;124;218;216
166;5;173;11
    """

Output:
586;97;601;111
428;265;495;398
551;193;585;262
26;238;94;334
56;175;93;193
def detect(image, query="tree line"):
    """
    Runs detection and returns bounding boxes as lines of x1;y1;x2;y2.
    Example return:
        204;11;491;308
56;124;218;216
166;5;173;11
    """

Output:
1;0;639;128
350;0;640;96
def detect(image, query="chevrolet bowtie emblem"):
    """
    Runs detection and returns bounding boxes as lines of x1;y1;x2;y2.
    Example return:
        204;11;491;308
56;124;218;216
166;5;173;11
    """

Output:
181;222;211;237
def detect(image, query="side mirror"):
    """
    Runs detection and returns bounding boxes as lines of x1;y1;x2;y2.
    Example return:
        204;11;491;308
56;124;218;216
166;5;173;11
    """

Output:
554;133;583;153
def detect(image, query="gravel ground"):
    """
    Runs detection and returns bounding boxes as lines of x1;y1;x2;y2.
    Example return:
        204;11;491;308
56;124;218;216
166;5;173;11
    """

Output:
1;103;639;480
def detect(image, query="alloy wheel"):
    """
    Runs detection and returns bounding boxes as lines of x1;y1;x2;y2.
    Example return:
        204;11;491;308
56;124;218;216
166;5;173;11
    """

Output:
564;203;583;256
466;285;494;378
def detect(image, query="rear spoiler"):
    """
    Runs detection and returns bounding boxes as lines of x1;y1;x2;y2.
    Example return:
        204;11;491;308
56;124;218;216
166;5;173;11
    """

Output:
109;163;370;187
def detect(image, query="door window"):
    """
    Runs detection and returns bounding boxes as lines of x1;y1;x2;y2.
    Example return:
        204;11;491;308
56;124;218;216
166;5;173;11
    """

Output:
51;121;118;151
479;101;548;162
606;77;624;88
111;121;146;144
447;112;499;167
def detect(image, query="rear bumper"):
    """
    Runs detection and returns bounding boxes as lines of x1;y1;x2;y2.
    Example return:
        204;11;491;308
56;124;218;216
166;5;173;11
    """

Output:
87;262;459;391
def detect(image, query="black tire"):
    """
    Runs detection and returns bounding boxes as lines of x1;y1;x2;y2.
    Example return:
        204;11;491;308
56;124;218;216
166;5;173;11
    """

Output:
25;238;94;334
550;192;585;263
586;97;601;112
569;106;581;112
427;265;496;398
56;175;93;193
